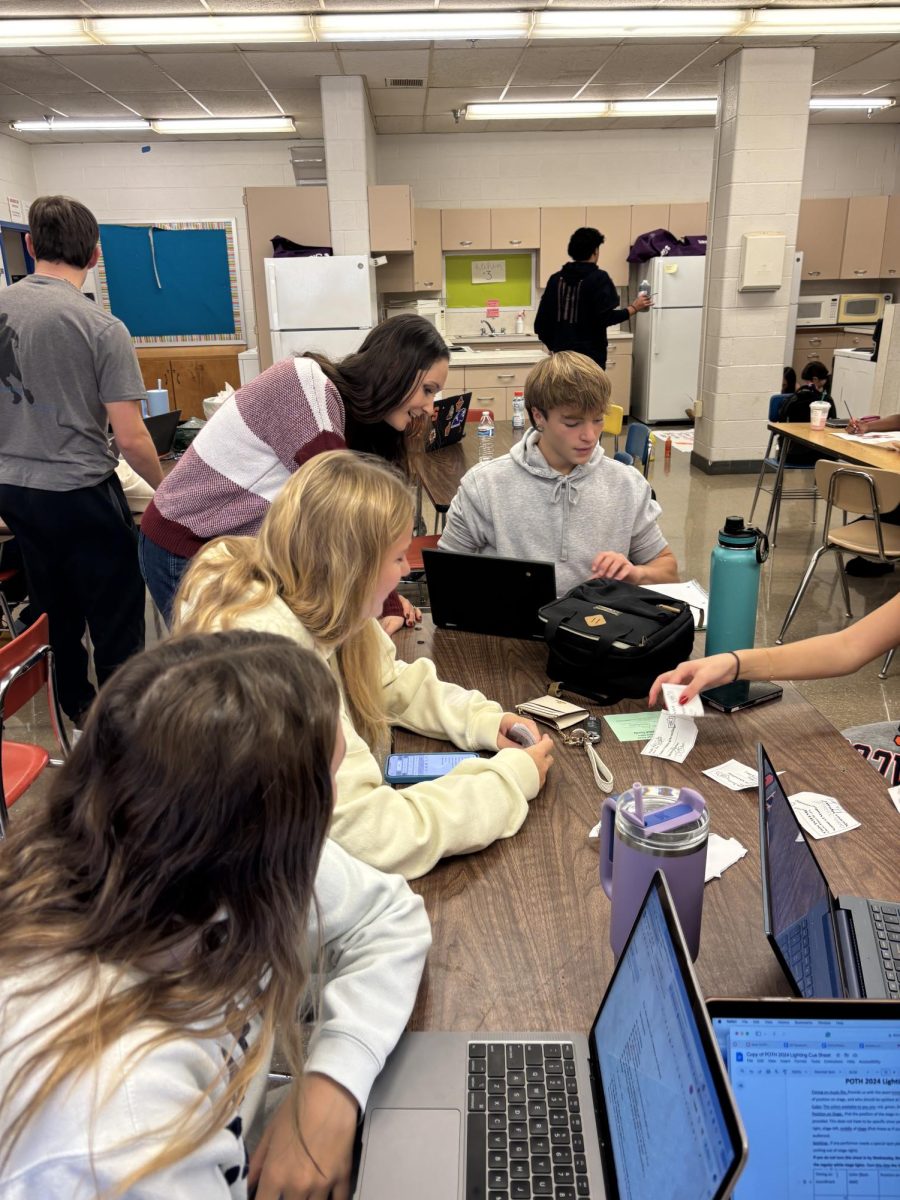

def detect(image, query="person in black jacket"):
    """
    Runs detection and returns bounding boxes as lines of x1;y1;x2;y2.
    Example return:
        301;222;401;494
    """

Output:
534;226;652;369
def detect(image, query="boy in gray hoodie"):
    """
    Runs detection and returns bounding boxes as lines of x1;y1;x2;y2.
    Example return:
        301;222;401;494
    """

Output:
438;351;678;596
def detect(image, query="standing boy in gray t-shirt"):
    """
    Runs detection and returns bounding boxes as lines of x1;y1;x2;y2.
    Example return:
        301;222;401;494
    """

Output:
0;195;162;727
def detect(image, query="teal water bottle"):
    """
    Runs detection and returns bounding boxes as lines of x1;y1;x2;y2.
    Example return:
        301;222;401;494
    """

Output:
705;517;769;656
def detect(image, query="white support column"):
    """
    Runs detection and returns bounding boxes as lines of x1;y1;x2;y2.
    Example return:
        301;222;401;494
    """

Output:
693;47;815;473
320;75;375;256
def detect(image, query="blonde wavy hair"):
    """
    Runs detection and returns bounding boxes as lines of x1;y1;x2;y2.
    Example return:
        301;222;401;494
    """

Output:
175;450;415;747
0;631;340;1196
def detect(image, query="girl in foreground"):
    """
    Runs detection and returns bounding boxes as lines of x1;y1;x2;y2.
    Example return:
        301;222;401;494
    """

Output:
176;450;554;880
139;314;450;631
0;630;431;1198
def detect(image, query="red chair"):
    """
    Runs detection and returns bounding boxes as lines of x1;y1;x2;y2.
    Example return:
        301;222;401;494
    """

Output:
0;614;70;837
405;534;441;574
0;529;21;635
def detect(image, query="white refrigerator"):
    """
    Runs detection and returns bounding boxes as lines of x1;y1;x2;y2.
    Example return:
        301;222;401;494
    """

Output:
631;256;706;423
265;255;378;362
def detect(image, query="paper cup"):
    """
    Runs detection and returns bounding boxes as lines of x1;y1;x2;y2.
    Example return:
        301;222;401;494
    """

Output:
809;400;830;430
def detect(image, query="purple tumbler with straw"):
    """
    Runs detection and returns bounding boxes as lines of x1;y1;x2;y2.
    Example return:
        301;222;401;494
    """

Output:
600;781;709;960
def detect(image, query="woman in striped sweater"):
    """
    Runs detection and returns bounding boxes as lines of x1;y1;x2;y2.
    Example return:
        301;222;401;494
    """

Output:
139;313;449;629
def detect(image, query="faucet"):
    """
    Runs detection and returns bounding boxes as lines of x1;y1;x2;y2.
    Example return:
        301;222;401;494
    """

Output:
480;318;496;337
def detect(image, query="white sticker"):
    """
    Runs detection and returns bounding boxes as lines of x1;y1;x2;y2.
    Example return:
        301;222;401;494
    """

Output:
702;760;759;791
640;711;698;764
788;791;861;840
889;785;900;815
661;683;705;719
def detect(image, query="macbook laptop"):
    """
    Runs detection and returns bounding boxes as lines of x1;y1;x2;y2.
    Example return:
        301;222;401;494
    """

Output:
144;409;182;457
353;873;747;1200
757;742;899;999
422;548;556;640
426;392;472;452
709;998;900;1200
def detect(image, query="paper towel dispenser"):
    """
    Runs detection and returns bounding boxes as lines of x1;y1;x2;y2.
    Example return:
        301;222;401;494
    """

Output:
738;233;785;292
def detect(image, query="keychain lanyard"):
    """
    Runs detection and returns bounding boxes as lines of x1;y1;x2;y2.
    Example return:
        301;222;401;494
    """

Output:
561;727;615;793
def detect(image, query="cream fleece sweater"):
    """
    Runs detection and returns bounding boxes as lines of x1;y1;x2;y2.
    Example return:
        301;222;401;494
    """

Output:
221;592;539;879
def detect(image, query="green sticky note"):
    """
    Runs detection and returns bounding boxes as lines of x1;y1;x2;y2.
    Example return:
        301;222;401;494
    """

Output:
604;712;660;742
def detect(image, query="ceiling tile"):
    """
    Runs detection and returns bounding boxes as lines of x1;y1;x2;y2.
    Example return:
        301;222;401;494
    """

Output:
811;42;892;79
241;49;342;87
49;52;177;92
661;43;733;84
591;43;714;85
70;0;207;10
503;83;601;101
511;47;616;87
0;95;56;120
149;51;261;90
207;0;317;9
339;49;429;88
113;90;207;116
425;86;503;114
269;87;322;114
821;43;900;82
29;91;146;115
0;56;96;93
369;87;426;116
374;115;426;133
429;48;524;87
184;91;279;116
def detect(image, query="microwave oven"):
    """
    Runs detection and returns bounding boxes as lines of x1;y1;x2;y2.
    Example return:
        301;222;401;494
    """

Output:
796;294;839;326
837;292;892;325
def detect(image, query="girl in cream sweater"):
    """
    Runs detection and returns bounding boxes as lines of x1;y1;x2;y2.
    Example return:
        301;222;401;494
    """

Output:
175;450;554;879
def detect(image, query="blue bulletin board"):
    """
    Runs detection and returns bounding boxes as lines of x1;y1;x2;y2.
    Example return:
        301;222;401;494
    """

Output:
96;219;244;346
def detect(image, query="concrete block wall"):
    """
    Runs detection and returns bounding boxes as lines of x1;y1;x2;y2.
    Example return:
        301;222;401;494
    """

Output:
31;140;296;347
322;76;373;256
694;47;815;471
0;132;37;221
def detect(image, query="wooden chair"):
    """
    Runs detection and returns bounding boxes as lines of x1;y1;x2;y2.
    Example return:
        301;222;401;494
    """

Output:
0;614;71;837
776;462;900;672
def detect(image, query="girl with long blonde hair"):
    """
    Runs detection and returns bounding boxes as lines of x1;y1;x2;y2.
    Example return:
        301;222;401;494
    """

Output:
176;450;555;880
0;630;430;1198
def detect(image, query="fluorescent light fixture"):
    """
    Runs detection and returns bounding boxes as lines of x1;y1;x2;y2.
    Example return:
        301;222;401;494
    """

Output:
0;19;96;47
534;9;744;39
809;97;895;110
151;117;296;135
315;12;530;42
90;16;313;45
747;7;900;36
613;99;718;116
466;101;610;120
11;118;150;132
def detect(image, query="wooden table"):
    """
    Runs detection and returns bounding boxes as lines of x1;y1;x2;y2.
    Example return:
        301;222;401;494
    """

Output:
764;421;900;541
407;423;524;530
394;617;899;1033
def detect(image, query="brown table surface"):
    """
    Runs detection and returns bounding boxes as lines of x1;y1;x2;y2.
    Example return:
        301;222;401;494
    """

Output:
394;617;899;1033
767;422;900;472
408;422;525;513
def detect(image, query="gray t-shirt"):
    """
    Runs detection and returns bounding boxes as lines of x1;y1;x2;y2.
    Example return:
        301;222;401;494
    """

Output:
0;275;146;491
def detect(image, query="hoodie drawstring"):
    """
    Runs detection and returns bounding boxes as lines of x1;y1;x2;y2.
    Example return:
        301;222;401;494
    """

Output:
549;475;581;563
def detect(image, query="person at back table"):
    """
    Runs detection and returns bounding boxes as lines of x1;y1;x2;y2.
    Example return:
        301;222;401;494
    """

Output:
776;359;836;466
437;351;679;596
0;195;162;731
534;226;652;369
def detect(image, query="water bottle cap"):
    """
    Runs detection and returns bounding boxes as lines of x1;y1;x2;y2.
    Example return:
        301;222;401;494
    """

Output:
723;516;745;535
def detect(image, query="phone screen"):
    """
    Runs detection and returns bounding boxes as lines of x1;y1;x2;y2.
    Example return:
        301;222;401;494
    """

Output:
700;681;783;711
385;753;478;781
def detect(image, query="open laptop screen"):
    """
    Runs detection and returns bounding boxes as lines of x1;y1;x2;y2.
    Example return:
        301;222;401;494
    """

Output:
758;746;843;996
590;881;739;1200
712;1010;900;1199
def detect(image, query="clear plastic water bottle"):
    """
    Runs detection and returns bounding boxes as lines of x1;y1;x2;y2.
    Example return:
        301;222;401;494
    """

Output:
511;390;525;430
638;278;651;297
477;409;495;462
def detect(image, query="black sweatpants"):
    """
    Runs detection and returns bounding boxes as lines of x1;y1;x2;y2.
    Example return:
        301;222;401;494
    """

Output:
0;473;145;724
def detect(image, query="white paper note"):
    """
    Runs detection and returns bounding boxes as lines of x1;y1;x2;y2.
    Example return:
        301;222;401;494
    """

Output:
702;759;759;791
889;785;900;815
704;833;748;882
661;683;705;719
641;711;698;763
788;791;861;839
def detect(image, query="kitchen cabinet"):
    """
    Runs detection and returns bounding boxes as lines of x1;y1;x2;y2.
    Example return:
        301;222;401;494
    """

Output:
441;209;491;251
879;194;900;278
629;205;670;245
604;339;633;416
668;202;708;239
490;208;540;250
836;330;875;352
791;328;840;378
839;195;888;281
539;206;585;287
796;199;848;282
369;185;413;252
585;205;631;285
414;207;442;291
136;346;245;422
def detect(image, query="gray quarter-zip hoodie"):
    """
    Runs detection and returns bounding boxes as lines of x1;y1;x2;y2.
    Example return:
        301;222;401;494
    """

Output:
438;428;668;596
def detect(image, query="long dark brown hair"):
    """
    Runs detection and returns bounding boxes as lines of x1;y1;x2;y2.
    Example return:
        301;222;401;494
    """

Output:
307;313;449;462
0;630;340;1194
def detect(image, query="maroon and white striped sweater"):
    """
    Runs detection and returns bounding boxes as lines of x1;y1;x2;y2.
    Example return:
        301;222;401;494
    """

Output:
141;356;345;558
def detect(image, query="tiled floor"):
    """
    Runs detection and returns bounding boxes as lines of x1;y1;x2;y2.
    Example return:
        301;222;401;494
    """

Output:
5;434;898;819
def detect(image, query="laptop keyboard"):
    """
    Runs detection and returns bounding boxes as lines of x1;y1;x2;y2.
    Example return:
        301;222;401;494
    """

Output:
871;903;900;997
467;1041;590;1200
785;920;814;997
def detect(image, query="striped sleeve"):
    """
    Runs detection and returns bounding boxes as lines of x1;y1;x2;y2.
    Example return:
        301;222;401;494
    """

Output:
237;357;346;470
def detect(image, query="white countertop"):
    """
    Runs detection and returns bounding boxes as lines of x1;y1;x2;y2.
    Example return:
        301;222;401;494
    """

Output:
449;348;547;365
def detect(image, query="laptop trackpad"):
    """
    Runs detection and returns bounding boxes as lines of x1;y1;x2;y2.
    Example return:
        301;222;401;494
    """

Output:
357;1108;460;1200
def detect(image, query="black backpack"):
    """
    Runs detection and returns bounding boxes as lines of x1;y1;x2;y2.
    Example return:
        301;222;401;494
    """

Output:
777;387;836;465
538;578;695;705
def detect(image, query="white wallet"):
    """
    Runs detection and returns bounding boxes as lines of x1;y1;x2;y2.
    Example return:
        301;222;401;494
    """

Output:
516;694;590;732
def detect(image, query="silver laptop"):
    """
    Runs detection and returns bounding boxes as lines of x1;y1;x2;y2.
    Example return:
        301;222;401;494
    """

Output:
758;743;899;999
353;874;747;1200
